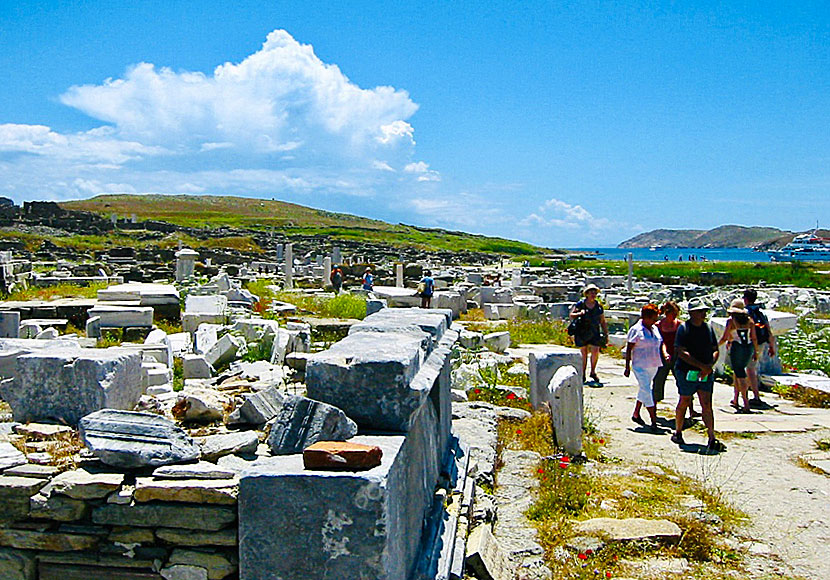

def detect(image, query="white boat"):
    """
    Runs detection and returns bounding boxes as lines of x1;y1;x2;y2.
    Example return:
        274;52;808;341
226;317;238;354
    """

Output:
769;230;830;262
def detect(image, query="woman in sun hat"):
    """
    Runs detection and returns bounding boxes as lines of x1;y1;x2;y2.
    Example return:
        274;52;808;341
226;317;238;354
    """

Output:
569;283;608;383
718;297;758;413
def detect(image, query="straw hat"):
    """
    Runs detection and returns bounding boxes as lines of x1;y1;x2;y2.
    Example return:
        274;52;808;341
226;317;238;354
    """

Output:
686;298;709;312
583;283;600;295
727;298;747;314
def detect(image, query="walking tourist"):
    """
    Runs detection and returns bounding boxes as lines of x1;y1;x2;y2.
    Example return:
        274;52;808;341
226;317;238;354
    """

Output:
362;267;374;291
653;301;680;404
625;303;667;433
329;264;343;294
743;288;775;407
671;298;726;453
719;298;758;413
569;284;608;384
419;270;435;309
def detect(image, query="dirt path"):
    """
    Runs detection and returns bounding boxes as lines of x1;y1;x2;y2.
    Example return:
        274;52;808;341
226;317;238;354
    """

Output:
582;355;830;579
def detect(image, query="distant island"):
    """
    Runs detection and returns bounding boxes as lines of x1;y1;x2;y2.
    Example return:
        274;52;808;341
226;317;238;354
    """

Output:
618;225;796;249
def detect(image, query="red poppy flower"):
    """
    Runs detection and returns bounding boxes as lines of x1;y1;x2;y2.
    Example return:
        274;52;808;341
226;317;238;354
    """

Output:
474;388;481;394
577;553;587;560
506;392;516;400
537;467;545;473
586;491;591;496
599;439;605;444
516;429;522;435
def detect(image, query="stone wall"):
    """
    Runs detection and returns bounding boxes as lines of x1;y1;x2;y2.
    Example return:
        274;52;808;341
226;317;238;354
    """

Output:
0;461;239;580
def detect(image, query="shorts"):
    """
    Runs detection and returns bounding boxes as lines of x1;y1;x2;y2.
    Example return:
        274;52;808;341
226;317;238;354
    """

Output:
633;366;658;407
675;368;714;397
574;329;603;348
729;343;754;379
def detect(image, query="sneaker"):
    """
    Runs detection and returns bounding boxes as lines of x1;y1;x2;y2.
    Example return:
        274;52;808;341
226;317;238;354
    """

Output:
706;438;727;453
749;397;764;408
670;432;685;445
590;372;599;383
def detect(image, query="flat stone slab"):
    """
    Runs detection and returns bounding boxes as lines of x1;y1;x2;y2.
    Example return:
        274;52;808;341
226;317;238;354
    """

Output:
0;528;100;551
79;409;201;468
267;395;358;455
14;423;73;439
92;503;236;531
47;468;125;500
227;386;285;426
134;477;238;505
156;527;237;547
573;517;682;541
152;462;236;480
0;441;27;471
3;463;58;479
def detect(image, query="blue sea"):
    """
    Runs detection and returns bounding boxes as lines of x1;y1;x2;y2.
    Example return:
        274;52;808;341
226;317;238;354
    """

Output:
571;247;772;262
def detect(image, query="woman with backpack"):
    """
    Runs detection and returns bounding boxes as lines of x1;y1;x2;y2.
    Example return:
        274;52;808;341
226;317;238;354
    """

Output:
719;298;758;413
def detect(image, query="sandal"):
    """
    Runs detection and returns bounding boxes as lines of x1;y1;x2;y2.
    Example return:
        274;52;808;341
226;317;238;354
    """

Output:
671;432;685;445
706;438;727;453
631;416;646;427
590;372;600;383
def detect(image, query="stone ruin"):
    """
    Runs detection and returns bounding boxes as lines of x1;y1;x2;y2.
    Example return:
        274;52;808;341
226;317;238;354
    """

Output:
0;288;471;579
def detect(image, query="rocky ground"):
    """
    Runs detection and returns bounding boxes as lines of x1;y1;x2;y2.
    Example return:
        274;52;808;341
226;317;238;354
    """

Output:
583;355;830;580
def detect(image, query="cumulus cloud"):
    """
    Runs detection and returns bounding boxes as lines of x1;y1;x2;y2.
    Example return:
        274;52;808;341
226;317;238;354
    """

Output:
59;30;418;158
0;29;432;206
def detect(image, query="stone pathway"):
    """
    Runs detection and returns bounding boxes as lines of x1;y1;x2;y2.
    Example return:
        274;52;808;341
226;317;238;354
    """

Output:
577;354;830;580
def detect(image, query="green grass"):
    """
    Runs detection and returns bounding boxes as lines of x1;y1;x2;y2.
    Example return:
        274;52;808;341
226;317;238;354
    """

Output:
466;317;572;347
245;280;368;320
61;194;551;257
3;281;108;301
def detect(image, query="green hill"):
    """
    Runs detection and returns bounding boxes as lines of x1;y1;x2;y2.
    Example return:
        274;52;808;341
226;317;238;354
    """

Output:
60;194;551;257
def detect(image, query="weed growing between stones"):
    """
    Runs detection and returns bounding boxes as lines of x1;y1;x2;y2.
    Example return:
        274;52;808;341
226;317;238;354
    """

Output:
815;437;830;451
172;358;184;391
771;382;830;409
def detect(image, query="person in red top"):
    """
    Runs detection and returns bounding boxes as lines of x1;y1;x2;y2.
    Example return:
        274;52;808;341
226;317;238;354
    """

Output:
653;301;701;420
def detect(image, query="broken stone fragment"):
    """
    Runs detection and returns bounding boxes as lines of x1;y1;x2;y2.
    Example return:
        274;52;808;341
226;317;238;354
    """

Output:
29;492;89;522
183;354;213;379
78;409;201;469
13;423;73;439
196;431;259;462
175;387;229;423
573;517;682;542
226;386;285;426
483;331;511;354
0;475;49;522
167;548;236;580
266;395;358;455
302;441;382;471
465;524;512;580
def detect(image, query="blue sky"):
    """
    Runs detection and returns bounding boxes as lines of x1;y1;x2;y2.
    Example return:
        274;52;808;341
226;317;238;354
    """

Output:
1;1;829;247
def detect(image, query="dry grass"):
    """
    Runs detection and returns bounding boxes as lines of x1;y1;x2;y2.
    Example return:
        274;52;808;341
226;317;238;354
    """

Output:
494;411;751;580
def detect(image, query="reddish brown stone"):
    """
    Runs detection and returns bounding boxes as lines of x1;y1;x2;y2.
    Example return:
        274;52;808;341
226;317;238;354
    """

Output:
302;441;382;471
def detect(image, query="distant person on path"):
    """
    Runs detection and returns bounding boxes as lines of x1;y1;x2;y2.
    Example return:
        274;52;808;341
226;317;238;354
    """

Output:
671;298;726;453
329;264;343;294
719;298;758;413
743;288;776;407
625;303;667;433
362;267;374;291
419;270;435;309
569;284;608;384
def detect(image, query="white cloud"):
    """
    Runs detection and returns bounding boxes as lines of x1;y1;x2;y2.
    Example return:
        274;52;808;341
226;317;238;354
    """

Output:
519;197;613;230
404;161;441;182
58;30;418;157
0;29;427;207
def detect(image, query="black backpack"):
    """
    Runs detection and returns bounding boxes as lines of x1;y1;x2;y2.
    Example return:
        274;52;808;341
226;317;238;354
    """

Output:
747;304;770;344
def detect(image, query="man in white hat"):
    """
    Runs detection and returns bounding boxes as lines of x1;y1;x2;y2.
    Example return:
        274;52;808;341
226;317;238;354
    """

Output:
671;298;726;453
